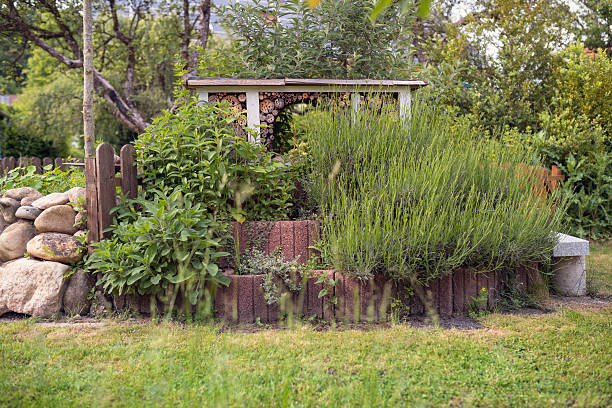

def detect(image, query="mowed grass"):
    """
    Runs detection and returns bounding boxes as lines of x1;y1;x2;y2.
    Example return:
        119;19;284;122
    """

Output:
1;305;611;408
588;240;612;297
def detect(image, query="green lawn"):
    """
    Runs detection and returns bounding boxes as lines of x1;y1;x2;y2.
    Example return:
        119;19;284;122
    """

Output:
588;240;612;298
1;244;610;407
1;305;611;407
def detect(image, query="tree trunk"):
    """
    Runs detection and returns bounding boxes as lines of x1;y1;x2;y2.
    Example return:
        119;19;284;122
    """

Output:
82;0;95;158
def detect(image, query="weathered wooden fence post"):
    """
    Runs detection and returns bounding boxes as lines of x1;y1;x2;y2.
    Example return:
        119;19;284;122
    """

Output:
95;143;116;240
85;156;99;245
55;158;64;171
120;144;138;199
42;157;52;169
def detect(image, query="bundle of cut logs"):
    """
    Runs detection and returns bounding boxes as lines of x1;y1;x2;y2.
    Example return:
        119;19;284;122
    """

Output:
207;91;399;147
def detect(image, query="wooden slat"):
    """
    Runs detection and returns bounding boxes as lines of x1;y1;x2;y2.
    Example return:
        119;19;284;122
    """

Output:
43;157;52;170
55;157;64;171
18;157;26;169
31;157;42;174
286;78;394;86
7;157;15;172
287;78;429;87
85;157;99;244
96;143;117;239
548;165;565;192
120;144;138;199
186;77;285;87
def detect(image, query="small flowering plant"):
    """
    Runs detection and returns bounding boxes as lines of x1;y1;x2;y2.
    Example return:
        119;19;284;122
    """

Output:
467;286;489;319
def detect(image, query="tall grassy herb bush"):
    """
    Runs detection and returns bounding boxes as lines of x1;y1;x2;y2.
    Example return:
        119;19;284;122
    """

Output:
305;99;567;283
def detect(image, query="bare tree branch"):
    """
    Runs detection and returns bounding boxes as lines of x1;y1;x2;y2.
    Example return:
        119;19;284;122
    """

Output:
108;0;137;103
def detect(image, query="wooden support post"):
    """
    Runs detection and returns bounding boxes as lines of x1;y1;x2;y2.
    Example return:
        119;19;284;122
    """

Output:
120;145;138;199
246;91;260;143
197;91;208;104
55;158;64;171
351;93;361;123
399;90;411;123
95;143;117;240
7;157;15;172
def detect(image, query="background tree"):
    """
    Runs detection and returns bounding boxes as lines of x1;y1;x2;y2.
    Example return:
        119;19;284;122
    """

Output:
0;35;30;94
576;0;612;53
0;0;211;135
216;0;416;79
421;0;574;134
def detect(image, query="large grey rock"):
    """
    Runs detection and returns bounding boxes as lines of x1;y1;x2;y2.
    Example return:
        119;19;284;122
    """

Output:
0;216;7;236
34;205;77;234
27;232;84;263
63;269;95;316
0;223;37;262
74;211;87;230
21;194;42;206
0;258;71;317
3;187;41;202
31;192;69;210
65;187;86;205
0;197;20;223
15;206;42;221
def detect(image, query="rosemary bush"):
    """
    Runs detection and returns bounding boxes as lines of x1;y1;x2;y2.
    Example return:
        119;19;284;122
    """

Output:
305;99;567;283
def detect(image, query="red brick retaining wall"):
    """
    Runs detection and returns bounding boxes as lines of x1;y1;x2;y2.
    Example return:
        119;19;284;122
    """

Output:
229;220;320;265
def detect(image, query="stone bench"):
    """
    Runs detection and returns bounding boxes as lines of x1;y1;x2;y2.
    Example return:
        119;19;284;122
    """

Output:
553;233;589;296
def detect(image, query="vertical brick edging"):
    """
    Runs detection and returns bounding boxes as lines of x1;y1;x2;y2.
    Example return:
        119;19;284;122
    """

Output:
114;265;539;322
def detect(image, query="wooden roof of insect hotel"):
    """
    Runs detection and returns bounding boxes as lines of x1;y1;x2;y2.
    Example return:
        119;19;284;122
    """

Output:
185;77;428;92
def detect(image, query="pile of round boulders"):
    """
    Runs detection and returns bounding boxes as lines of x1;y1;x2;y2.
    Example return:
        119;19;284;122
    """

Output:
0;186;94;318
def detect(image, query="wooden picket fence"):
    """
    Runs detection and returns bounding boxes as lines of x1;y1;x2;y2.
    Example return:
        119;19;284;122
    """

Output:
0;156;83;173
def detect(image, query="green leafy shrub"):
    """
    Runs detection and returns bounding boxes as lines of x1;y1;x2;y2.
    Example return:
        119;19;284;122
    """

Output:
0;164;84;195
87;66;297;311
85;188;230;318
134;96;294;222
304;99;566;283
216;0;413;79
557;152;612;239
0;107;65;158
525;46;612;239
550;45;612;138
